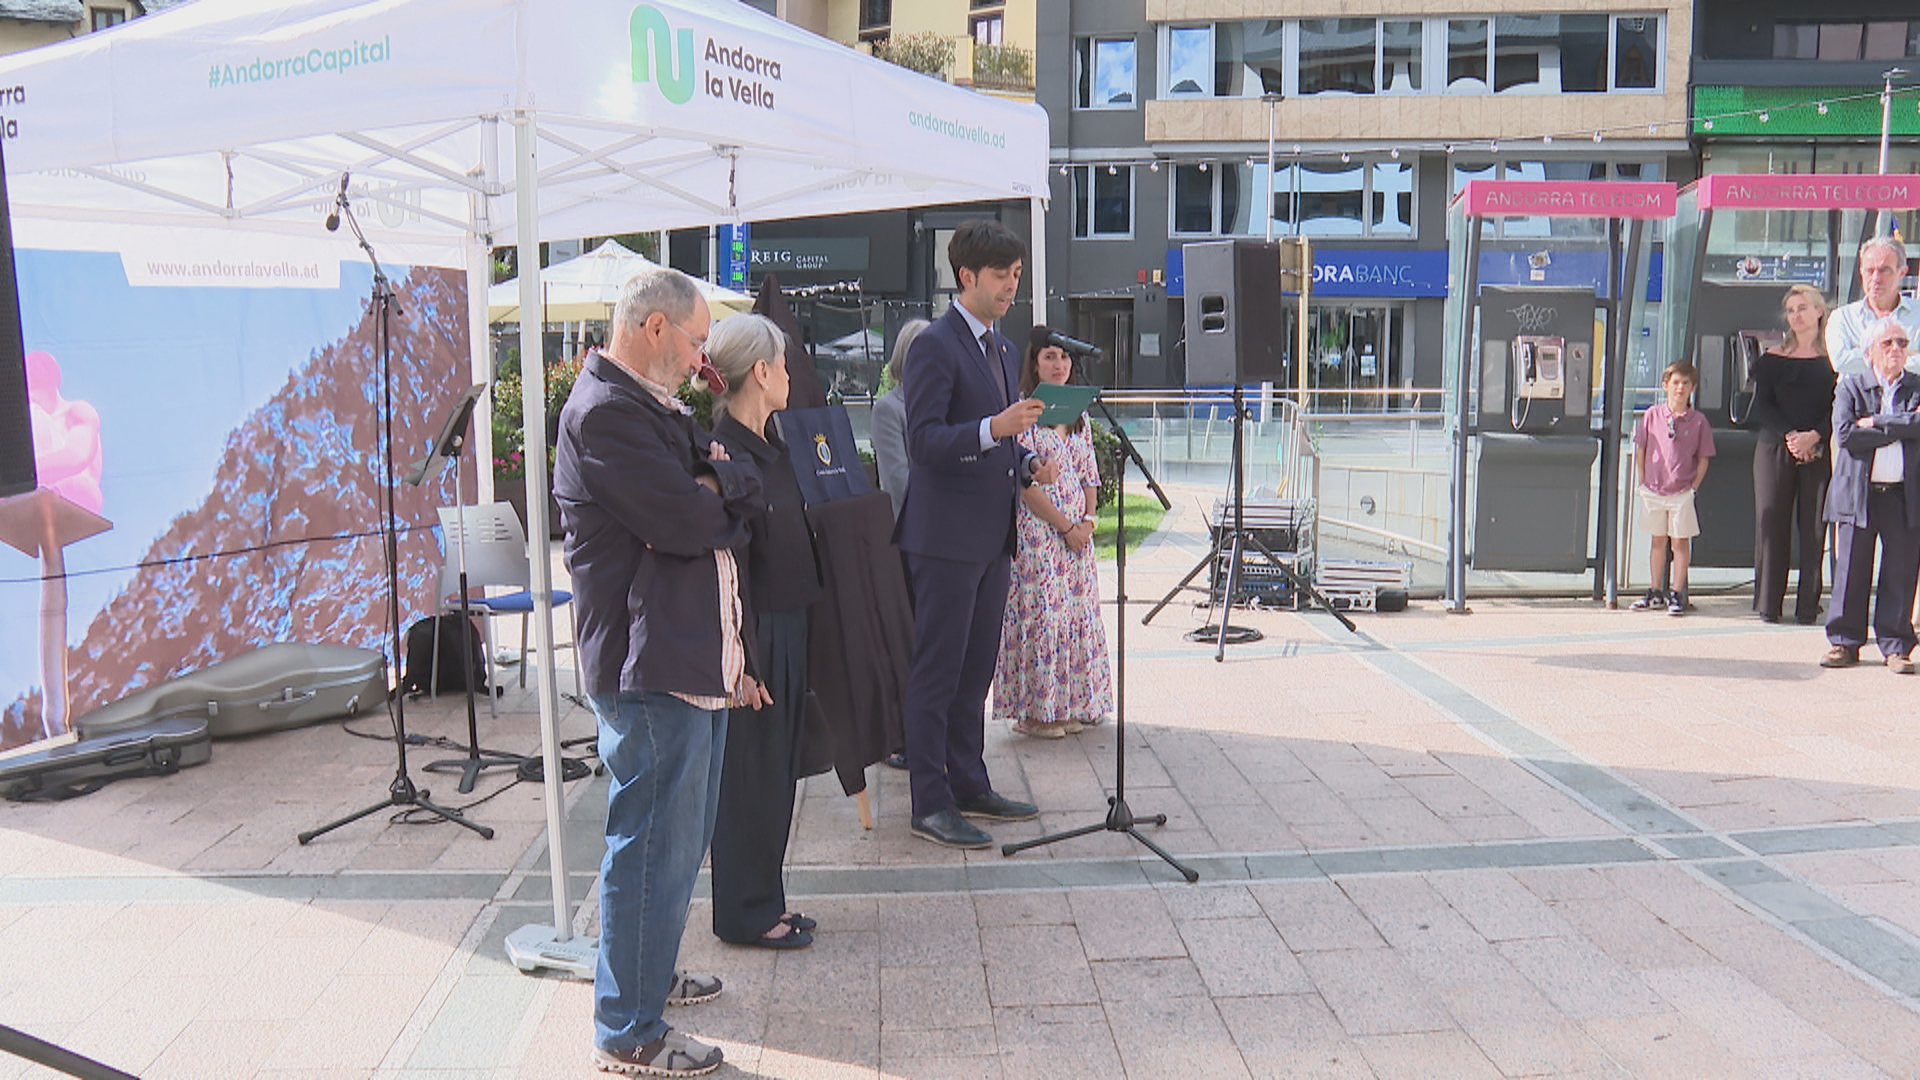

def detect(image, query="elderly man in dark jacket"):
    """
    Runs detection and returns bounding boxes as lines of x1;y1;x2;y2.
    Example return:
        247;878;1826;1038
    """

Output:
554;267;763;1078
1823;317;1920;674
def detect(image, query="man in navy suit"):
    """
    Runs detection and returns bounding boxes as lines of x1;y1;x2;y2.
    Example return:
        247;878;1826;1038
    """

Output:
1823;317;1920;673
895;220;1059;848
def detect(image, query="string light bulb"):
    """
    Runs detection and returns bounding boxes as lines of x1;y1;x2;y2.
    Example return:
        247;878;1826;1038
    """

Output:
1758;111;1770;123
1703;119;1714;130
1340;152;1351;163
1542;134;1553;144
1292;144;1302;154
1648;123;1658;135
1593;130;1604;142
1057;164;1068;176
1489;141;1499;153
1106;164;1117;175
1199;161;1210;172
1818;102;1830;114
1389;147;1400;159
1149;160;1160;172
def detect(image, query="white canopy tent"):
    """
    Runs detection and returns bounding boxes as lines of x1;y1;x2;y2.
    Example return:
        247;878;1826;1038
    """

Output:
0;0;1048;971
487;239;752;323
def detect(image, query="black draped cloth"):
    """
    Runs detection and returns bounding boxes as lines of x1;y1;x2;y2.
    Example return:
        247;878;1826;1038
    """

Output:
802;490;911;795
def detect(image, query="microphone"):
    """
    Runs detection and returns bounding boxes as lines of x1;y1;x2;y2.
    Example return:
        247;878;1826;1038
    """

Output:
1030;326;1102;357
324;172;349;232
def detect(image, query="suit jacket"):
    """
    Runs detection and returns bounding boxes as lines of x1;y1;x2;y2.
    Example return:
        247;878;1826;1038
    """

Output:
1826;370;1920;529
893;305;1033;563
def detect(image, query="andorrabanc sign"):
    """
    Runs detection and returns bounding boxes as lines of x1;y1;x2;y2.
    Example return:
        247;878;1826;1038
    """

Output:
630;3;782;111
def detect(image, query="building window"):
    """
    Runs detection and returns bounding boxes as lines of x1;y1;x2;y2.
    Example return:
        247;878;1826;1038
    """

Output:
1073;166;1134;239
1383;21;1423;93
1076;37;1137;109
1159;15;1660;100
1166;25;1214;97
859;0;890;32
971;14;1003;46
90;6;126;31
1174;158;1417;238
1299;19;1377;95
1172;164;1215;234
1773;20;1920;60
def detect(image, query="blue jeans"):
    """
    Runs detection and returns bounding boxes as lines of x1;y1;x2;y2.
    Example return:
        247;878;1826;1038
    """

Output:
591;691;727;1053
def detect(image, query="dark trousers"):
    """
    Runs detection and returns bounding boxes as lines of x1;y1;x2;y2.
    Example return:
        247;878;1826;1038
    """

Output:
902;550;1008;818
1753;440;1831;622
1828;487;1920;657
709;606;808;943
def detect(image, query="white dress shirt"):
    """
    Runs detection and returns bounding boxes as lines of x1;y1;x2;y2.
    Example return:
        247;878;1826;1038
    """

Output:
1871;370;1907;484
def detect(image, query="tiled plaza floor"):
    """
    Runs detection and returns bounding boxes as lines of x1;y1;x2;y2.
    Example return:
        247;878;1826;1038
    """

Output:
8;490;1920;1078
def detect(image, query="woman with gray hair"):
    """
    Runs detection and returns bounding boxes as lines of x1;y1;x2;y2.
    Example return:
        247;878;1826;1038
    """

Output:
870;318;931;520
701;313;824;948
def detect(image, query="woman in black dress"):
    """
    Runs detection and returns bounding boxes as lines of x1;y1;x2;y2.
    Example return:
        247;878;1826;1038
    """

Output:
1750;284;1838;624
702;313;822;949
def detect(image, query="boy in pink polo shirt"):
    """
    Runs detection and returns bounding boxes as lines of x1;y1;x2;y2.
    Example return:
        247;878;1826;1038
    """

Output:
1633;361;1717;616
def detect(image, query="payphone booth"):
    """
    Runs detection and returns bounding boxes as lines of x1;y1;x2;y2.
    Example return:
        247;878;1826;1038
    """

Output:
1665;174;1920;570
1443;179;1677;610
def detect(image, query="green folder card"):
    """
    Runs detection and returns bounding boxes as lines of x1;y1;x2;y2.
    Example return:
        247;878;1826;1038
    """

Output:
1032;382;1101;426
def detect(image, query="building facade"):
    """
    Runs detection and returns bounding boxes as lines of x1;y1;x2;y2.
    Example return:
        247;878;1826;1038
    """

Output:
1039;0;1696;394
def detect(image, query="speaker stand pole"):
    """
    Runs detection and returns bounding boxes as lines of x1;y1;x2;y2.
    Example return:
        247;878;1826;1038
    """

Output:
1003;400;1197;882
1143;383;1261;657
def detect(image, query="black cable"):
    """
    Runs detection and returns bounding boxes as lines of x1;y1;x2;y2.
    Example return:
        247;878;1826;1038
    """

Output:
0;522;439;586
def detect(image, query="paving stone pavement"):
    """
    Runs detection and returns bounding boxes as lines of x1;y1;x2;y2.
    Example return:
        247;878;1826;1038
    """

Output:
9;489;1920;1078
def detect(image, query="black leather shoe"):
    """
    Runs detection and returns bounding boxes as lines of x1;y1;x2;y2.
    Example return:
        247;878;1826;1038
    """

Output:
954;791;1039;821
911;807;993;848
884;751;908;770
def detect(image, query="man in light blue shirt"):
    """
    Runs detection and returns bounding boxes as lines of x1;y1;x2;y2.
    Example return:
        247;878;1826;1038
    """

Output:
1827;236;1920;378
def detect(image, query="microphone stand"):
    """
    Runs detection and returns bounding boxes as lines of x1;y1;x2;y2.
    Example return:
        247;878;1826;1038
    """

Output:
300;177;492;843
1003;398;1197;882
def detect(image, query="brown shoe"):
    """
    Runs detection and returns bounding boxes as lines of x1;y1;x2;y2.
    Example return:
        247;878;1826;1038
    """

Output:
1821;646;1860;668
1890;653;1916;675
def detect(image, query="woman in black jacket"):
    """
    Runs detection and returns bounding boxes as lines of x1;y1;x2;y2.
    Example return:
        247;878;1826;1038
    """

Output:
701;313;824;949
1750;284;1838;625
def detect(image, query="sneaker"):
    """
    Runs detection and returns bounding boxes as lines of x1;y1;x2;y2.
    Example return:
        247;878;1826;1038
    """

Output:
1890;653;1916;675
1667;595;1686;617
592;1029;723;1076
664;971;722;1007
1630;591;1665;611
1821;645;1860;669
1011;718;1067;739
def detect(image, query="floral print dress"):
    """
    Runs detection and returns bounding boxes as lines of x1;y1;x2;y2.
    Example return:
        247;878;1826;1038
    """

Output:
992;423;1114;728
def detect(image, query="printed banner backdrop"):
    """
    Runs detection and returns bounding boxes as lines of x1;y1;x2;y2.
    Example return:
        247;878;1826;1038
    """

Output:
0;226;470;752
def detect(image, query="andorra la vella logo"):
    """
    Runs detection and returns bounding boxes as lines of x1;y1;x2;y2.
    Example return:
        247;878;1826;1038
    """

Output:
813;433;833;467
631;4;782;110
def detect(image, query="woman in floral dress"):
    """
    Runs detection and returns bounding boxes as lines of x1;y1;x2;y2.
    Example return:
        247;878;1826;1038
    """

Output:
993;329;1113;738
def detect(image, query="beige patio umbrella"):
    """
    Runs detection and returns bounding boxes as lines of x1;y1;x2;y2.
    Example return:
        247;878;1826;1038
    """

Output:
486;238;754;323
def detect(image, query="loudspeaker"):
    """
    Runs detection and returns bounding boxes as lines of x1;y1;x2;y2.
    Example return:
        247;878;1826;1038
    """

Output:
0;139;35;498
1183;240;1289;385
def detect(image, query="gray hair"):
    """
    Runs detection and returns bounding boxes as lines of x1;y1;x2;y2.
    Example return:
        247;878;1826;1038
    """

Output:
612;267;699;332
1860;235;1909;269
704;314;787;403
888;318;932;386
1865;316;1911;354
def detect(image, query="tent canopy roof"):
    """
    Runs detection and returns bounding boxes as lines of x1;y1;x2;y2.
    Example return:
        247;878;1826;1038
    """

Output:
488;238;752;322
0;0;1047;247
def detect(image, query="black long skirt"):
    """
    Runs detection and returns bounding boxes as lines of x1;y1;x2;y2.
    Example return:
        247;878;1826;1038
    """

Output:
710;605;809;943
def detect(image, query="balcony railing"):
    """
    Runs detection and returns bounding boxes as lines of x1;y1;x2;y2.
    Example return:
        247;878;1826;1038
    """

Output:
972;43;1033;92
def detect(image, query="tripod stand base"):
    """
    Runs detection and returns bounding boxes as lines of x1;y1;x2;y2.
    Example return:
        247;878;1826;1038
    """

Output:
505;923;597;979
1001;796;1199;882
297;777;494;844
1184;624;1263;645
424;750;530;794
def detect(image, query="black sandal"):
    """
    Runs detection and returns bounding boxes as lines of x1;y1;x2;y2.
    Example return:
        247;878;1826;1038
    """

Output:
780;912;817;932
749;925;812;950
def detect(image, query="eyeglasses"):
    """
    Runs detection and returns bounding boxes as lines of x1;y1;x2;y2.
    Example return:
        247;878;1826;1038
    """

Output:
664;319;708;357
1876;337;1912;350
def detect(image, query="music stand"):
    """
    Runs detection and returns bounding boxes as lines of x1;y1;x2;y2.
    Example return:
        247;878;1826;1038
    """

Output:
411;384;528;794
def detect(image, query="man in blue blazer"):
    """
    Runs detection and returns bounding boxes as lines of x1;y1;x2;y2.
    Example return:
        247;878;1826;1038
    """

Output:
1823;317;1920;673
895;220;1058;848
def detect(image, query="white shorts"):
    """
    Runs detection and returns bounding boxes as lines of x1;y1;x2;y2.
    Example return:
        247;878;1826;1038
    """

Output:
1638;487;1699;539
